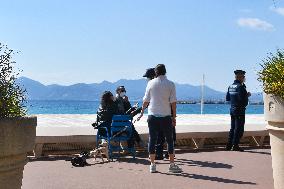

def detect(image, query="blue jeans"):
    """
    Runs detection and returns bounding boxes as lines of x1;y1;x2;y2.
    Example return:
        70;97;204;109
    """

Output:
147;115;174;154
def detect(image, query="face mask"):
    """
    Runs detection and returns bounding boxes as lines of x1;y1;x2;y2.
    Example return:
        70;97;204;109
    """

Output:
119;92;126;98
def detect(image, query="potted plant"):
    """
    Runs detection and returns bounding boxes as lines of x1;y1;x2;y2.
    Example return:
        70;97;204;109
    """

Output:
258;49;284;189
0;43;37;189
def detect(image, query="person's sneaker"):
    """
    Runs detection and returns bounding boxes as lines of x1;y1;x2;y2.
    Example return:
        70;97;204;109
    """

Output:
150;164;157;173
231;145;244;152
164;153;169;159
168;163;182;173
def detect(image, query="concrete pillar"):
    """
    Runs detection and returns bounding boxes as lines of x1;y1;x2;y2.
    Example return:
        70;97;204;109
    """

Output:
267;122;284;189
0;154;27;189
0;117;37;189
264;94;284;189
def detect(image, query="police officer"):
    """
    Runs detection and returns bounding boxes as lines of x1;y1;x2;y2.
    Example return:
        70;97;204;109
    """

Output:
226;70;251;151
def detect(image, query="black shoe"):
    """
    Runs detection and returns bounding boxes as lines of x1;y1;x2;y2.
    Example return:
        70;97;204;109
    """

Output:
155;155;164;160
225;144;232;151
231;145;244;152
164;153;169;159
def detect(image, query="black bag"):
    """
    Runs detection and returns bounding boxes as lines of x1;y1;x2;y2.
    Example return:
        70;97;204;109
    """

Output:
71;151;89;167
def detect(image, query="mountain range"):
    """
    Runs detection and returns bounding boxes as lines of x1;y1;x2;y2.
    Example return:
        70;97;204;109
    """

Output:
17;77;263;102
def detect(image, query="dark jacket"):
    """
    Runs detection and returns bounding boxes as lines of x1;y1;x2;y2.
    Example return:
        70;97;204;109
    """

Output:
95;103;119;128
226;80;249;115
116;96;132;114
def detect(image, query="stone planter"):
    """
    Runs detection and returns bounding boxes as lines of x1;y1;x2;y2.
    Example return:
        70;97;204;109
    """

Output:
0;117;37;189
264;94;284;189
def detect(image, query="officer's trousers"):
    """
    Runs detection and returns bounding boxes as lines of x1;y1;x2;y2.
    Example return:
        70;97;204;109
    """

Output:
228;115;245;146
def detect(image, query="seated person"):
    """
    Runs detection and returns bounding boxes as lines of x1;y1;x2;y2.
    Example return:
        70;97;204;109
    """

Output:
115;86;131;114
93;90;135;148
115;86;143;147
93;91;118;137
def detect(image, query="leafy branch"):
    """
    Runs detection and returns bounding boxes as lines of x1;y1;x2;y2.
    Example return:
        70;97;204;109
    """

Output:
258;49;284;100
0;43;27;118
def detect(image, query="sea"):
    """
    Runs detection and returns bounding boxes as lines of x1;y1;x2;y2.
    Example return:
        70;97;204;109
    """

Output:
26;100;264;115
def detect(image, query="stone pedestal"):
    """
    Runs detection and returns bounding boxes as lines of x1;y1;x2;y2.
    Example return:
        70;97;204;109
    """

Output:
0;117;37;189
264;94;284;189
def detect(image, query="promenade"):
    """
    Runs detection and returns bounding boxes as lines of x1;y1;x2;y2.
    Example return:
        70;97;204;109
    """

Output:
35;114;266;136
23;148;273;189
21;114;273;189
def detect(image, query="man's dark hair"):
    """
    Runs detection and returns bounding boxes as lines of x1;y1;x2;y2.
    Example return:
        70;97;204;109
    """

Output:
155;64;166;76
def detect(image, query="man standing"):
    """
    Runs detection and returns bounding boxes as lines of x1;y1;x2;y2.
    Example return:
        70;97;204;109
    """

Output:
143;68;176;160
226;70;251;151
143;68;168;159
138;64;182;173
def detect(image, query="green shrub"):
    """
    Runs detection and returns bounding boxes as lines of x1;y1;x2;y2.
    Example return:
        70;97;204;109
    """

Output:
0;43;27;118
258;49;284;100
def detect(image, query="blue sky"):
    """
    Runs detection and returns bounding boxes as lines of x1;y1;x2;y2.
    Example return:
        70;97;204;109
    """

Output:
1;0;284;92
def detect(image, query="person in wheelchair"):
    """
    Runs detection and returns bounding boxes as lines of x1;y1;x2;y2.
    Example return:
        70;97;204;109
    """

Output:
115;86;144;147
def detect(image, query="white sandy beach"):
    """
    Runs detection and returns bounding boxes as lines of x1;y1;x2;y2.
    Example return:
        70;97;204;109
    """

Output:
35;114;266;136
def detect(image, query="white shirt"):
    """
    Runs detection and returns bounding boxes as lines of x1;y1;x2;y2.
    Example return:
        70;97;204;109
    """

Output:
143;75;177;116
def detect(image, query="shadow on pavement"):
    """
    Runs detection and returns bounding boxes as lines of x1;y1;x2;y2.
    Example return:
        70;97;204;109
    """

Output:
175;158;233;169
244;150;271;155
115;157;150;165
174;146;270;154
159;172;257;185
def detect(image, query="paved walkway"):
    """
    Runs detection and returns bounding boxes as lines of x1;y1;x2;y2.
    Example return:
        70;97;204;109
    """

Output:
22;148;273;189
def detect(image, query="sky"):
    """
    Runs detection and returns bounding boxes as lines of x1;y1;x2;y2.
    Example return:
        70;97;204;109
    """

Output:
1;0;284;92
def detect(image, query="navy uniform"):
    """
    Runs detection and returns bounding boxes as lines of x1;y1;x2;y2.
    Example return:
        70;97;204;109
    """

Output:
226;70;249;151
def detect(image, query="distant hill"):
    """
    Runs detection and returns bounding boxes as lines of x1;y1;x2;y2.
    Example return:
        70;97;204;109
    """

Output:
17;77;263;102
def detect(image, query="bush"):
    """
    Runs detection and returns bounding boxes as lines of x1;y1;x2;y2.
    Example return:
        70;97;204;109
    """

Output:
0;43;27;118
258;49;284;100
